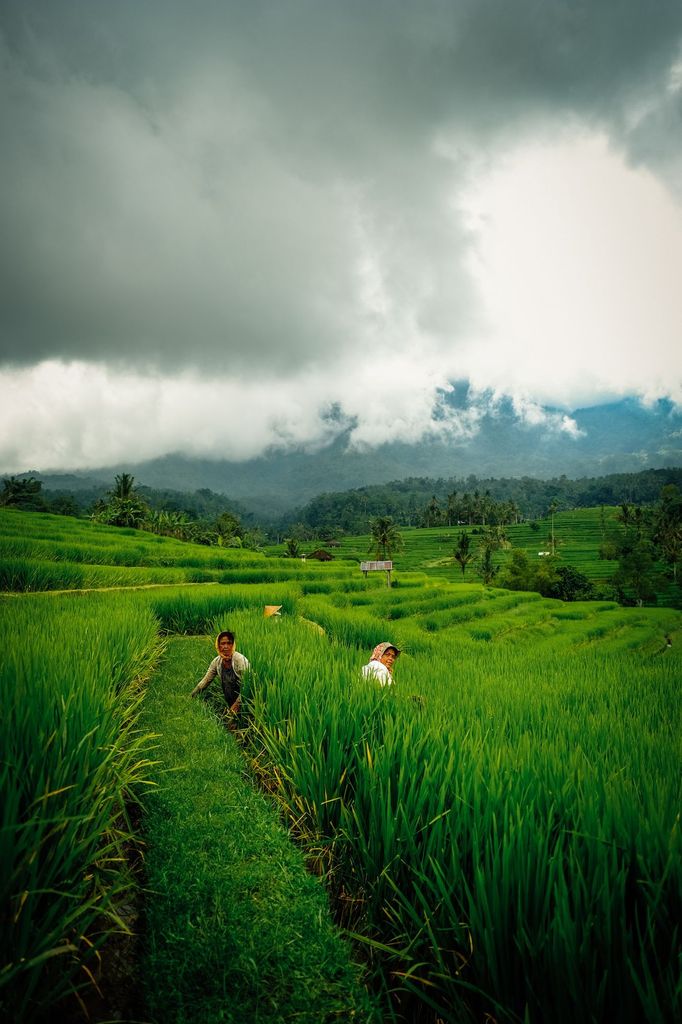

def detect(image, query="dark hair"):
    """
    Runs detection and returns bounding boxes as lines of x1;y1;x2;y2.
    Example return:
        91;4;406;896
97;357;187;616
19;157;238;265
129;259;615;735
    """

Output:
217;630;235;644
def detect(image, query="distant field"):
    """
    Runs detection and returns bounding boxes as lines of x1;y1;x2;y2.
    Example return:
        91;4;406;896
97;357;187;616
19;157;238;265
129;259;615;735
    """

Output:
319;507;624;580
298;506;681;607
2;507;681;1024
5;505;678;605
0;507;359;591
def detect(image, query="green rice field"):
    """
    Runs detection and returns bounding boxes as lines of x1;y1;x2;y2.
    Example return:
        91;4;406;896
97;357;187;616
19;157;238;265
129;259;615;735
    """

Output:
318;506;680;601
1;507;680;1023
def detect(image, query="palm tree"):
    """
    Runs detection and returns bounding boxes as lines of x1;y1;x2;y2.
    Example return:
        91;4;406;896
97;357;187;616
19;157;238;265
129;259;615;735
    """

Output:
652;485;682;583
111;473;136;500
284;537;301;558
95;473;148;528
473;526;510;585
454;531;474;576
424;495;441;527
479;525;510;553
460;492;473;525
506;500;520;525
477;546;499;585
655;525;682;583
548;499;559;555
368;516;403;560
480;489;494;525
446;491;458;526
616;502;634;529
0;476;42;507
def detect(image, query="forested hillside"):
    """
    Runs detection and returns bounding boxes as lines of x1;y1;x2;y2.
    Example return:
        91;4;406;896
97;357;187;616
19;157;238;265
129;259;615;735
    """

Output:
287;467;682;535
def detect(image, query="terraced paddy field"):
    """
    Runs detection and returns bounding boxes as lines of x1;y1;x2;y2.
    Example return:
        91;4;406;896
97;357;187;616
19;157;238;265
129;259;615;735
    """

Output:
2;508;680;1023
0;507;362;591
318;506;681;606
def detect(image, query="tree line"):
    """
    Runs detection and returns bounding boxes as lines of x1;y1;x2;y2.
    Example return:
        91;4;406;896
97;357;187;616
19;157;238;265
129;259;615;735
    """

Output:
366;487;682;606
3;471;680;605
499;488;682;605
0;474;264;549
89;474;266;548
599;489;682;604
283;467;682;537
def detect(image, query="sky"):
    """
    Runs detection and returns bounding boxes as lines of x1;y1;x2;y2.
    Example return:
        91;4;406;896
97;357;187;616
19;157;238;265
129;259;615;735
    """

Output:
1;0;681;472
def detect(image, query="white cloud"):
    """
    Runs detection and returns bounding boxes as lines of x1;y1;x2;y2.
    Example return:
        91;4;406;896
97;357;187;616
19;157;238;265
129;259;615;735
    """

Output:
0;355;482;472
2;126;680;473
1;4;681;471
456;131;682;409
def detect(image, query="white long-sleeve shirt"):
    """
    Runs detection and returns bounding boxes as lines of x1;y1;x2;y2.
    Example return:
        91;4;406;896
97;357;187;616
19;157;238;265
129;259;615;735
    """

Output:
361;659;393;686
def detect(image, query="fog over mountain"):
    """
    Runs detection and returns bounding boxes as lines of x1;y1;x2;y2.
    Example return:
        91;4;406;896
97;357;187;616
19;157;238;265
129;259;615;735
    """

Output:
26;397;682;519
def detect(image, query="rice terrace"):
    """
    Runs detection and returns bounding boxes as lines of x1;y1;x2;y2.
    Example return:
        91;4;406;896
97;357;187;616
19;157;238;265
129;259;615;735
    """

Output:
1;496;680;1024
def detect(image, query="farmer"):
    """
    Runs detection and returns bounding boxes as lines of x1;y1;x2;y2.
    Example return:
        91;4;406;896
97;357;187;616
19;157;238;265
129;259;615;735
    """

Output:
190;630;250;715
362;641;400;686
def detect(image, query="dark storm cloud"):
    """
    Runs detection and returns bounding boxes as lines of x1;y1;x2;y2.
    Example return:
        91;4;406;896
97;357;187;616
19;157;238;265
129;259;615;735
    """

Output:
0;0;680;372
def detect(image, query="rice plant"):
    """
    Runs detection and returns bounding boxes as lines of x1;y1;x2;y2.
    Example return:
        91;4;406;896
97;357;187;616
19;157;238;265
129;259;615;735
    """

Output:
146;583;300;633
0;592;163;1022
237;609;682;1024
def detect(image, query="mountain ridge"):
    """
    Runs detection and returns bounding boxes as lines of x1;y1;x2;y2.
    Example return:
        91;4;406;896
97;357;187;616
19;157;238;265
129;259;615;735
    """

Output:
12;397;682;519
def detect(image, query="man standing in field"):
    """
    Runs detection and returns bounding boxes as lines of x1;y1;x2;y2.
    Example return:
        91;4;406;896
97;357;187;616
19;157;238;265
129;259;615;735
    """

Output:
191;630;250;716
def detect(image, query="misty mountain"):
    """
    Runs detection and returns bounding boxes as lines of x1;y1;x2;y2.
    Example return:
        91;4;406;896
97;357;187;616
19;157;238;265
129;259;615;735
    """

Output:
23;398;682;520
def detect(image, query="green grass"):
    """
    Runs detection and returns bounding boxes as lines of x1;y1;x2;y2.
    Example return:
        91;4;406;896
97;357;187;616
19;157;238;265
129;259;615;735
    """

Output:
298;577;680;656
5;504;678;608
0;591;163;1023
140;637;380;1024
0;556;191;591
3;507;682;1023
237;610;682;1024
0;509;364;593
328;508;681;605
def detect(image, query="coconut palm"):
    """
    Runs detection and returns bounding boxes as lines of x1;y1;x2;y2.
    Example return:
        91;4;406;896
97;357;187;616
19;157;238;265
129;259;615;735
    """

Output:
284;537;301;558
479;525;511;553
368;516;403;561
0;476;42;508
616;502;634;529
454;531;474;576
547;499;560;555
477;545;499;585
111;472;136;500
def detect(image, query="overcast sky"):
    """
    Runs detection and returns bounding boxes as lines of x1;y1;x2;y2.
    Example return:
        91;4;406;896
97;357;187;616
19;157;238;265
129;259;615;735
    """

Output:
1;0;681;472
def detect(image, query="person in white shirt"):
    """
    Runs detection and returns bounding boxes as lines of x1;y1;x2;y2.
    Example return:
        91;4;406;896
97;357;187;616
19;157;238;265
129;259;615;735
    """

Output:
361;641;400;686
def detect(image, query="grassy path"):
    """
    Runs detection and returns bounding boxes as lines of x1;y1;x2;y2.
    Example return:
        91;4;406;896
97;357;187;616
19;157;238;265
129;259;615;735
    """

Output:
1;580;221;596
140;636;379;1024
